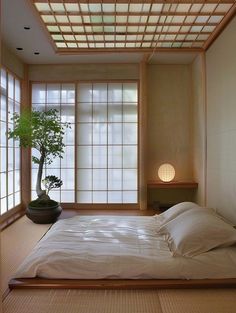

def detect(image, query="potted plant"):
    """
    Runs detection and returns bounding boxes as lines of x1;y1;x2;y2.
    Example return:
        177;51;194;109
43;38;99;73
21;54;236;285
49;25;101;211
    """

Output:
8;109;70;224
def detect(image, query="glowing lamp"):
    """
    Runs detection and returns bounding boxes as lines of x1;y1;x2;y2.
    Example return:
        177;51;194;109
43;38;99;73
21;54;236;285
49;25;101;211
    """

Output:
158;163;175;182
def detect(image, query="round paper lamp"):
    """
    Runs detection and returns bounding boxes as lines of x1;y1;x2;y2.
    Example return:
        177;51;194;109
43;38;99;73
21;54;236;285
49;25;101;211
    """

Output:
158;163;175;182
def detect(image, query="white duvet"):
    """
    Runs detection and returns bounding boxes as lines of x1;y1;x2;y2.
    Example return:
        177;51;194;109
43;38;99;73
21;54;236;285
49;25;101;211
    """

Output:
14;215;236;280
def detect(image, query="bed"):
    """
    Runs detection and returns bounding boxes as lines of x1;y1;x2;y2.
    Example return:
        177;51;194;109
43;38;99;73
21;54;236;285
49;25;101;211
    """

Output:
9;202;236;290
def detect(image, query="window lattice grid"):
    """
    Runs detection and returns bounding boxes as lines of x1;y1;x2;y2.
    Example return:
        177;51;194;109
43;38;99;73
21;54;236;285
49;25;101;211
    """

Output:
32;1;236;51
77;82;138;204
0;68;21;215
31;83;76;203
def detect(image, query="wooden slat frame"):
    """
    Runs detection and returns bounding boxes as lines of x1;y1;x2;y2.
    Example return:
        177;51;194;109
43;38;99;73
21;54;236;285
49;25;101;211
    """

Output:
30;0;236;53
9;277;236;290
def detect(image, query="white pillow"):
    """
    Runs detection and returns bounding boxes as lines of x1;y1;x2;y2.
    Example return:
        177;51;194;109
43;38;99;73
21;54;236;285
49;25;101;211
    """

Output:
156;202;203;225
159;208;236;257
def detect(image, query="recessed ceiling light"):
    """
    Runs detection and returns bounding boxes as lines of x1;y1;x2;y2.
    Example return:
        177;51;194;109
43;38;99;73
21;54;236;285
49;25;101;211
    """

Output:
24;26;31;30
16;47;23;50
34;52;40;55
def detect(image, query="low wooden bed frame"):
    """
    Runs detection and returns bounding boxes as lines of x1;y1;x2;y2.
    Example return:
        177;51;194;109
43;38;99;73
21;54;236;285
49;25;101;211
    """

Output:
9;278;236;290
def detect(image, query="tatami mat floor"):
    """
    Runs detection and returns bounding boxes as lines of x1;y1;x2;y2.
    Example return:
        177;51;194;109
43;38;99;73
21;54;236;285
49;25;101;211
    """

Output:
2;214;236;313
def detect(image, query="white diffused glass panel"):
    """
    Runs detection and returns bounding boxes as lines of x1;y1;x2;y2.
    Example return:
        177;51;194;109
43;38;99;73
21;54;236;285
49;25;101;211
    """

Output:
93;84;107;102
61;84;75;103
48;191;60;202
93;146;107;168
123;191;137;203
108;103;122;122
108;169;122;190
77;102;92;122
31;169;38;192
0;122;6;146
63;125;75;145
123;103;137;122
14;170;20;192
8;148;14;171
108;123;122;145
77;146;92;168
123;146;137;168
108;146;122;168
61;169;74;190
47;84;60;103
123;124;137;144
1;95;6;121
15;191;21;206
8;75;14;99
123;83;138;102
0;148;6;172
93;123;107;145
0;69;7;90
77;169;92;190
14;148;20;170
77;123;92;144
8;195;14;210
93;191;107;203
15;79;21;102
123;169;137;190
93;103;107;122
0;173;7;198
1;198;7;214
78;84;92;103
8;171;14;194
108;191;122;203
77;191;92;203
45;156;60;169
108;84;122;102
61;146;75;168
93;169;107;190
61;191;74;203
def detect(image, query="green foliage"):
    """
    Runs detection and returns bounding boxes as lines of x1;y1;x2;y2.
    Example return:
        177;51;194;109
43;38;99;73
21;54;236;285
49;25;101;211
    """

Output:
8;109;70;165
8;109;70;200
42;175;63;195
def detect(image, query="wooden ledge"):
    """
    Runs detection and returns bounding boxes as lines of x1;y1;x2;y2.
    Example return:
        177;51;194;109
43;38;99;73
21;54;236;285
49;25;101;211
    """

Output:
9;278;236;290
147;181;198;189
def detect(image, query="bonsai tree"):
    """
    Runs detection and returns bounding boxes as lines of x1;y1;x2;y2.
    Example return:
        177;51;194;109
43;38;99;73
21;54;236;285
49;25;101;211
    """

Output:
8;109;70;202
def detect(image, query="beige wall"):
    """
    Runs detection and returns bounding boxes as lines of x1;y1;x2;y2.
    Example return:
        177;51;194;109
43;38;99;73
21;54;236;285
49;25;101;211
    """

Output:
206;16;236;223
191;54;206;206
28;64;139;81
147;64;194;206
147;64;193;181
1;41;24;79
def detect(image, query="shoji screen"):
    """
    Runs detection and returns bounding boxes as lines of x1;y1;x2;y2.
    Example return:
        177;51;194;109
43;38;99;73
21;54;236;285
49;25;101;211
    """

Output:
0;68;21;215
31;83;75;203
77;82;138;204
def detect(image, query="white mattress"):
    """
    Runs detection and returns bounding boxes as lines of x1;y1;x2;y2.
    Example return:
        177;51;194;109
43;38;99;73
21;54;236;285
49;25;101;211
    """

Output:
14;215;236;280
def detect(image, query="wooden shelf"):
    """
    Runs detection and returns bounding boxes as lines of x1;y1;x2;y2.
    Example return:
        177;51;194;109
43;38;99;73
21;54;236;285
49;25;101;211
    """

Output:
147;181;198;189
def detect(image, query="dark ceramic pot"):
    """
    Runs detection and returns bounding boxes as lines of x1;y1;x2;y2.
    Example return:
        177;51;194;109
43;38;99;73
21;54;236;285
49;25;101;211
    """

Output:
26;201;62;224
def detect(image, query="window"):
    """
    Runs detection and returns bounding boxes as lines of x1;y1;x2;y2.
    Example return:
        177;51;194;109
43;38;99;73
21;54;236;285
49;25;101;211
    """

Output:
31;83;75;203
77;82;138;203
31;81;138;205
0;68;21;215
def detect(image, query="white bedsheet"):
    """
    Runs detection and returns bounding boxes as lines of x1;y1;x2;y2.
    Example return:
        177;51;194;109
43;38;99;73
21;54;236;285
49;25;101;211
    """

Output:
14;215;236;280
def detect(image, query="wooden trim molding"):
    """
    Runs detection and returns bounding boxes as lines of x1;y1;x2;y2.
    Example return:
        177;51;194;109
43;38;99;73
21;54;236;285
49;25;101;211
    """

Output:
9;277;236;290
147;181;198;189
0;205;25;231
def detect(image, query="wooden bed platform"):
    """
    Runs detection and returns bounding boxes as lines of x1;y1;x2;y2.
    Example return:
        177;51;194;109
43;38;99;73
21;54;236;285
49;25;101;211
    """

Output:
9;278;236;290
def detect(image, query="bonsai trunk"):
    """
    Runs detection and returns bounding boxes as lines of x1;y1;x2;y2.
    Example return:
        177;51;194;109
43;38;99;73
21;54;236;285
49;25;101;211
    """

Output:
36;153;49;200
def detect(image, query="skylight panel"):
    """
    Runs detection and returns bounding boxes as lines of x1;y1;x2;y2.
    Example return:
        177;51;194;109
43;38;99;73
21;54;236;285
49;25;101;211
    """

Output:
127;35;137;41
129;4;143;12
52;34;63;41
146;26;156;33
208;16;223;23
95;43;105;48
176;34;185;40
116;4;129;12
50;3;65;12
75;35;87;41
64;35;75;41
60;26;72;33
161;42;172;48
106;43;115;48
89;4;102;13
102;4;115;12
176;4;191;12
198;34;209;41
190;4;203;13
106;35;115;41
148;16;159;23
83;16;91;23
69;16;82;24
190;26;203;32
85;26;92;32
172;16;185;23
72;26;84;32
195;16;209;23
128;16;141;23
215;4;232;13
116;16;127;23
140;16;148;23
185;34;198;41
165;34;176;41
172;42;182;48
64;3;79;12
201;4;217;12
103;16;115;24
55;15;69;23
142;4;151;12
56;42;67;48
47;25;60;32
144;35;153;41
104;26;115;33
180;26;191;32
168;26;181;32
116;43;125;48
67;43;78;48
126;43;136;48
80;4;89;12
78;43;88;48
142;42;151;48
202;26;216;32
35;3;51;12
116;26;127;32
185;16;196;23
116;35;126;41
182;42;192;48
42;15;56;23
151;4;163;12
